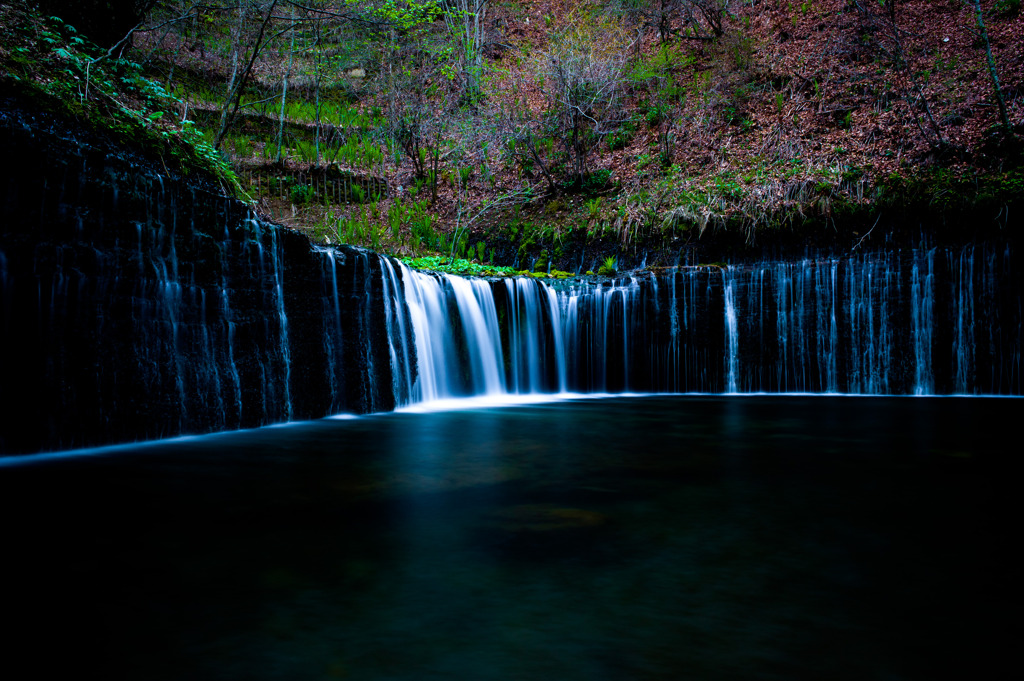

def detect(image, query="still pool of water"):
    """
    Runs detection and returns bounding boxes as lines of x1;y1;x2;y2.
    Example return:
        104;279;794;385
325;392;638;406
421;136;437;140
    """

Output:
1;396;1015;680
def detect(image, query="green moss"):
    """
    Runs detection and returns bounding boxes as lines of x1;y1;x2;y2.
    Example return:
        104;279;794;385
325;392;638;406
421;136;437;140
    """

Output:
544;199;565;215
533;249;549;273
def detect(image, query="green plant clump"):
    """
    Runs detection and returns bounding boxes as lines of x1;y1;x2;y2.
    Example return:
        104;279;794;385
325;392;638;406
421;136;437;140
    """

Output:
597;256;618;276
290;184;315;205
401;255;519;278
582;169;613;195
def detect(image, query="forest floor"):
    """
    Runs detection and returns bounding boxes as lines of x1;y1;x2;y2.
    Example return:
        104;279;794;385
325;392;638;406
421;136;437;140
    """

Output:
3;0;1023;272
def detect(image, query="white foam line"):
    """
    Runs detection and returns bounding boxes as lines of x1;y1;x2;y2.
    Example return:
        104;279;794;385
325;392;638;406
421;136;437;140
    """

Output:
3;392;1020;467
395;392;584;414
0;420;304;468
0;432;221;468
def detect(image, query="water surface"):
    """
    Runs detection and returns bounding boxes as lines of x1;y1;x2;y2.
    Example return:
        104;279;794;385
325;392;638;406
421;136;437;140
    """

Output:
1;396;1013;680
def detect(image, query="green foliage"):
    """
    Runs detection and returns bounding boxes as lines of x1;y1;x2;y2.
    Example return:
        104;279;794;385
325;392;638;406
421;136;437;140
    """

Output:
226;135;254;158
332;134;384;169
2;8;240;194
597;256;617;276
712;173;744;201
582;169;613;195
294;139;319;163
607;119;636;151
994;0;1020;17
642;101;671;127
388;199;406;239
877;166;1024;215
401;255;519;278
728;32;755;70
290;184;315;205
336;215;360;244
369;220;382;251
629;45;690;118
544;198;565;215
371;0;445;31
410;204;439;249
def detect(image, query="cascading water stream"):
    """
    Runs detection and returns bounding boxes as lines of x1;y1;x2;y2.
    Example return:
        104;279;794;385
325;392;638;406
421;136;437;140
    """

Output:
365;245;1018;408
723;273;739;393
447;277;507;396
912;248;935;395
953;246;976;393
379;257;416;404
2;144;1020;456
394;263;455;403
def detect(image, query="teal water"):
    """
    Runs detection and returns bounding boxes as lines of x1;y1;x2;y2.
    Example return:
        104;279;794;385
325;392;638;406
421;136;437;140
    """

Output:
1;396;1014;680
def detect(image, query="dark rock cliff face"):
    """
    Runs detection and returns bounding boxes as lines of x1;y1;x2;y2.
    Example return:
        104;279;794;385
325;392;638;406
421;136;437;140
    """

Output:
0;104;399;455
2;103;1021;456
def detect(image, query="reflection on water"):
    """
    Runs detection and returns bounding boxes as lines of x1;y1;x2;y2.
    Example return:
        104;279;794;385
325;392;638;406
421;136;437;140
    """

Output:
1;396;1014;680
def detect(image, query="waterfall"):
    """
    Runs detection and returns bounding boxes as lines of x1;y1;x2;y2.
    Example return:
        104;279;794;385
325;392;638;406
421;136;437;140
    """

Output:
394;263;454;402
369;247;1015;401
447;276;507;396
385;262;569;405
911;248;935;395
953;246;976;393
723;272;740;393
316;246;345;412
263;220;293;421
2;141;1020;455
379;257;416;404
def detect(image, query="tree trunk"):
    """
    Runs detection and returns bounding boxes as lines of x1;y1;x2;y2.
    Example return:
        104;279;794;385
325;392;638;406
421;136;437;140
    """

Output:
971;0;1012;134
214;0;279;150
275;6;295;164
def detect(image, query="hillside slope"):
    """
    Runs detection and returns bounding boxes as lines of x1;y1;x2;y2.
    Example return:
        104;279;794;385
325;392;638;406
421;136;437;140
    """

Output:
3;0;1021;271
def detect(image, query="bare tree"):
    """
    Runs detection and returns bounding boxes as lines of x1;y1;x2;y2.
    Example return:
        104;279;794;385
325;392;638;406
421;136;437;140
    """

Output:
966;0;1013;135
275;2;297;162
213;0;279;149
491;83;560;195
613;0;728;42
387;37;458;202
538;16;633;185
448;182;536;262
442;0;488;103
679;0;729;40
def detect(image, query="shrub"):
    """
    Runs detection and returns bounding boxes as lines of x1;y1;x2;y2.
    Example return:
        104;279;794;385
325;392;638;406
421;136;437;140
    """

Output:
607;120;636;150
538;12;632;184
582;169;613;195
290;185;315;205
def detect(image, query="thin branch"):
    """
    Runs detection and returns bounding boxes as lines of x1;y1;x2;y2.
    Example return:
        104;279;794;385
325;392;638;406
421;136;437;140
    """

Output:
851;214;881;252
